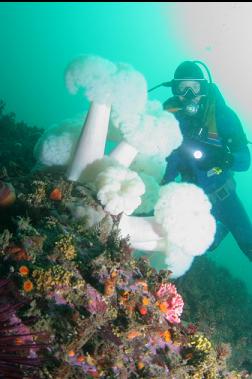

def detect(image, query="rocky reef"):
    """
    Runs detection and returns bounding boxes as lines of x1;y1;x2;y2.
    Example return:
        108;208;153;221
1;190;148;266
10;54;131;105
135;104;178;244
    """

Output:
0;103;251;378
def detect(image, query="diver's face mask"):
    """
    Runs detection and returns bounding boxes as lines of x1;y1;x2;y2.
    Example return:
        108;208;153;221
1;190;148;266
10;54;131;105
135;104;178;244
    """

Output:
172;79;208;97
172;79;208;116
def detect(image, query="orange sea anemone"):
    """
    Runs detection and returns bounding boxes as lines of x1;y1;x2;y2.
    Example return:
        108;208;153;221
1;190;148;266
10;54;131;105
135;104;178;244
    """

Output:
49;188;62;201
77;355;85;363
23;280;33;292
138;306;148;316
68;350;75;357
137;361;145;370
156;301;168;313
19;266;29;277
104;280;116;296
142;297;149;306
0;180;16;207
110;270;118;279
104;273;117;296
6;246;29;261
126;330;141;340
163;330;172;343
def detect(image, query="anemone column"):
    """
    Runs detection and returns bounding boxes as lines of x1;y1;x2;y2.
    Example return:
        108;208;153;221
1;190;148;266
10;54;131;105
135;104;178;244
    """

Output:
119;214;166;251
67;102;111;181
110;141;138;167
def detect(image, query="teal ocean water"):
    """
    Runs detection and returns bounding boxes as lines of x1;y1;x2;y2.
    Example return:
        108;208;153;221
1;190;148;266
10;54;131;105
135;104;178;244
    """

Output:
0;3;252;375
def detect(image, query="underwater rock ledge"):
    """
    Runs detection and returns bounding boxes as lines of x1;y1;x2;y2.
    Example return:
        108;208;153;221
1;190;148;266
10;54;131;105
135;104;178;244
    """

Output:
0;169;249;379
0;103;251;378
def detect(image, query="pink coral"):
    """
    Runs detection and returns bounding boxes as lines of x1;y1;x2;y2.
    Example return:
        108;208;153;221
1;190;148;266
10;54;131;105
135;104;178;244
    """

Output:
84;284;107;315
155;283;184;324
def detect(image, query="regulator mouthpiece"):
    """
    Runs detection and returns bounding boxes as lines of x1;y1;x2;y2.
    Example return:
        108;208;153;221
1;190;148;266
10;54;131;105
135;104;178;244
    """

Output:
185;102;200;116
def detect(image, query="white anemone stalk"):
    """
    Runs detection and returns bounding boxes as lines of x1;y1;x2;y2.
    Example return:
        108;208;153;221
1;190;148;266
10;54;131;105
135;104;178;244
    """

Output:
110;140;138;167
119;214;166;251
67;102;111;181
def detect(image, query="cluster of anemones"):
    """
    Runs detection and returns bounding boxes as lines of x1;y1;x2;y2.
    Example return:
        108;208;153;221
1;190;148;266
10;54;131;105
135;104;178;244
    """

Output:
117;278;150;317
118;278;184;326
18;265;34;293
67;351;100;378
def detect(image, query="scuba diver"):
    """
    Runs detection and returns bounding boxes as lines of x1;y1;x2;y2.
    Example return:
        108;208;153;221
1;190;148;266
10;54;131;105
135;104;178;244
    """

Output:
151;60;252;260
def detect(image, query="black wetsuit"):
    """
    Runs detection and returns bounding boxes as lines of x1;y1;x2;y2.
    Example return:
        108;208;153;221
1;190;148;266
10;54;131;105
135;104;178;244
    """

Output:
162;88;252;260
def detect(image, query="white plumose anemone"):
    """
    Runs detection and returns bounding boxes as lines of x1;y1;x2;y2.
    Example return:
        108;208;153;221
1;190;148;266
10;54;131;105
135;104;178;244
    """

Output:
95;166;145;216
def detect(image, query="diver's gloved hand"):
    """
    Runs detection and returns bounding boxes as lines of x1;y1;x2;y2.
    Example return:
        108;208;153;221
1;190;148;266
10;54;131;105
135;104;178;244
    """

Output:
203;151;234;177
